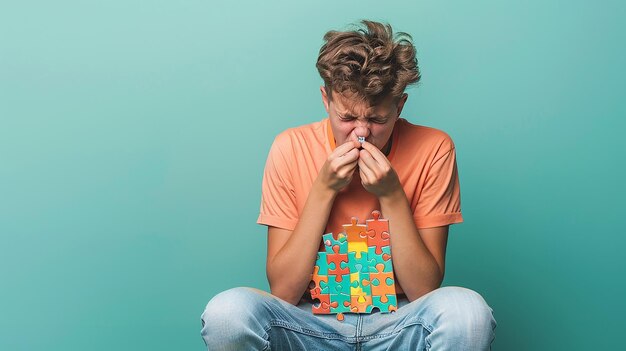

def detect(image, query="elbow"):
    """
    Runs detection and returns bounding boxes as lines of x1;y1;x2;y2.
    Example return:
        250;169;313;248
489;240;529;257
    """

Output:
405;283;440;302
266;269;303;305
269;284;301;305
405;271;445;302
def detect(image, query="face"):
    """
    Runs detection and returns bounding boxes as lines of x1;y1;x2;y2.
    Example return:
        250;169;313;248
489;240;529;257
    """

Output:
321;87;408;152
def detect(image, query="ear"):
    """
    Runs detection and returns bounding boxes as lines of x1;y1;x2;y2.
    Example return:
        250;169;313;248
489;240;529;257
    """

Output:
396;93;408;116
320;86;330;112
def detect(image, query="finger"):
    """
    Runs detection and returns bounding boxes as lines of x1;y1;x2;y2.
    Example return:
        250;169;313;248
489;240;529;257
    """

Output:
360;141;389;166
334;148;359;169
359;148;381;175
338;159;358;178
359;164;376;187
334;139;361;158
358;157;376;184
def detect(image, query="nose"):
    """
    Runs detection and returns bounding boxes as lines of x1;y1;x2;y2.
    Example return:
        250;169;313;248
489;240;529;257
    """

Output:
354;125;370;140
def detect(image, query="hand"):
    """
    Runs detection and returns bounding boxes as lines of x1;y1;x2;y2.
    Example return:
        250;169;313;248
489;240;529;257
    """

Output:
315;139;361;193
357;141;402;197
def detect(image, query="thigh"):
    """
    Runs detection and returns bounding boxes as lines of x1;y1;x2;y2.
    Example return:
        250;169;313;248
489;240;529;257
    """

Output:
357;294;431;350
358;287;496;350
270;297;359;350
202;287;358;351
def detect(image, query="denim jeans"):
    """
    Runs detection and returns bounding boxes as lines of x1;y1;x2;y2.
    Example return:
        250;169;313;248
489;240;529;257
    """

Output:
200;286;496;350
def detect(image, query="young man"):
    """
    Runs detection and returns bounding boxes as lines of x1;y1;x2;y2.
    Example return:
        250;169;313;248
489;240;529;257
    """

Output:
201;20;496;350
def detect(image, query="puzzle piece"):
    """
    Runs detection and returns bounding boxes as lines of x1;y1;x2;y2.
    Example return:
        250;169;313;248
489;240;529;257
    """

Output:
367;246;392;273
314;252;329;275
328;274;351;295
330;293;351;313
364;229;390;256
310;286;323;300
350;294;373;313
370;271;396;296
310;266;329;294
312;212;397;319
347;251;370;273
327;245;349;279
365;211;391;255
343;217;368;258
349;272;371;299
323;232;347;254
312;293;331;314
372;294;397;313
349;271;371;290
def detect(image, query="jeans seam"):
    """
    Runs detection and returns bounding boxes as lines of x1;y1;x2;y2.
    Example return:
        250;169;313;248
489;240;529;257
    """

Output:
358;317;433;342
268;319;355;343
262;324;271;351
355;314;363;351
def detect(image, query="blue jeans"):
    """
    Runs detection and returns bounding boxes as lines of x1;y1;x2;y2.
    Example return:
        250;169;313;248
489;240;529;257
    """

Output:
200;286;496;350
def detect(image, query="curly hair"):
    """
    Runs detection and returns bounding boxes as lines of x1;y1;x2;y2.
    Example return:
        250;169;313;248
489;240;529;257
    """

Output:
316;20;421;105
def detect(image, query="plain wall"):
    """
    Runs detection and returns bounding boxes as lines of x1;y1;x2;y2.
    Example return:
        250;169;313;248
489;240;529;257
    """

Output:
1;0;625;349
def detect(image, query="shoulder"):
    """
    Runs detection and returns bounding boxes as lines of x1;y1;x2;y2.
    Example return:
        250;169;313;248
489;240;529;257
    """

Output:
270;119;328;154
396;118;456;154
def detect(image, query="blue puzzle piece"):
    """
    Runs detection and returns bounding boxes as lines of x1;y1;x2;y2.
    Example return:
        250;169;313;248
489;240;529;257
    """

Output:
372;294;397;313
330;293;351;313
323;232;348;254
314;252;329;275
328;274;351;295
347;251;370;273
319;279;329;294
367;246;392;273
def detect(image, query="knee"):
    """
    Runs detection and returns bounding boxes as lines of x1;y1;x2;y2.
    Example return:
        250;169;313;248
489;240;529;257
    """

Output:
201;287;268;329
200;287;273;349
423;287;496;341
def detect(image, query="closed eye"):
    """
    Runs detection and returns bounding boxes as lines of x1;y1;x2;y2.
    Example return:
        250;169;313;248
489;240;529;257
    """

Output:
338;115;388;124
339;115;357;122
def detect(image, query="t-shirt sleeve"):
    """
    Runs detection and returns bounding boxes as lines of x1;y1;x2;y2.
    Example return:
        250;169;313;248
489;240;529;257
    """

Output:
256;133;299;231
413;138;464;228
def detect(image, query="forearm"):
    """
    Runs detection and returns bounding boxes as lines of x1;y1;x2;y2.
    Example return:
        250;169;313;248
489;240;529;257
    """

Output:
267;183;337;304
379;188;443;301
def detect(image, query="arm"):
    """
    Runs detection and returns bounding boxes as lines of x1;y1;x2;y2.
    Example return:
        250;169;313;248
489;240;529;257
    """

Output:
266;140;361;305
358;141;448;301
266;183;335;304
379;188;448;300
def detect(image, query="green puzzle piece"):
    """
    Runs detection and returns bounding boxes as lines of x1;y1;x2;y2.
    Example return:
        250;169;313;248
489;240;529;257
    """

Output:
314;252;329;275
347;251;370;273
328;275;351;295
367;246;393;273
330;293;351;313
372;294;397;312
323;232;347;254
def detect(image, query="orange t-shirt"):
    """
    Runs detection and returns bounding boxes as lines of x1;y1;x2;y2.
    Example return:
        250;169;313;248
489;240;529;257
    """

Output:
257;117;463;296
257;117;463;234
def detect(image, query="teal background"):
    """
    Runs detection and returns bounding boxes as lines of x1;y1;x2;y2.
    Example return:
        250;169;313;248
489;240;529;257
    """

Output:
1;0;624;349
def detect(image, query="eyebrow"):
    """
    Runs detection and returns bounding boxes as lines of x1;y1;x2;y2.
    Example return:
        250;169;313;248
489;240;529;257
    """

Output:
341;113;387;120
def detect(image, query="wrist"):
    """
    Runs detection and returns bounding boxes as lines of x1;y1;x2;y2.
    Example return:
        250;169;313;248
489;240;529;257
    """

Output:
311;180;339;202
378;186;407;206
